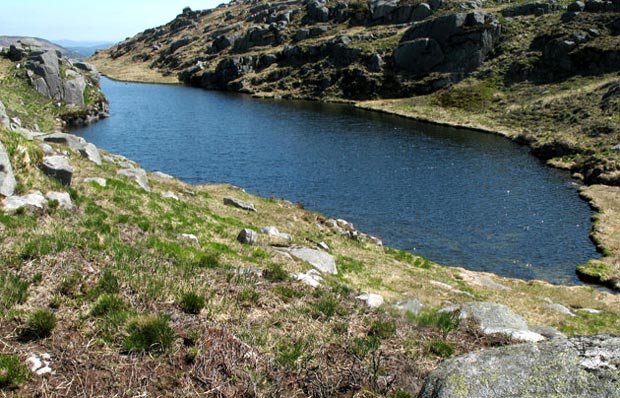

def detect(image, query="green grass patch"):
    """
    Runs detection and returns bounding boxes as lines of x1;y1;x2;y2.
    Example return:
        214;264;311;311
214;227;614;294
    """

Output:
337;256;365;274
0;274;29;311
91;294;128;317
409;309;459;336
427;338;455;358
0;353;29;390
179;292;205;315
23;309;57;340
123;315;175;353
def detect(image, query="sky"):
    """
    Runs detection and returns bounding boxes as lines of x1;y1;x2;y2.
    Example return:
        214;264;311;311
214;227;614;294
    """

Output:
0;0;224;43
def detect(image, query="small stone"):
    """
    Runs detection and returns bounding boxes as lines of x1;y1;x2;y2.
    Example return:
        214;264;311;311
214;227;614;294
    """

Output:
394;298;423;315
85;177;106;187
318;241;330;251
260;226;280;235
180;233;199;244
162;191;179;200
117;168;151;192
237;228;258;245
577;308;601;314
356;293;384;308
152;171;174;179
545;303;576;317
224;196;257;212
38;143;55;155
292;269;323;287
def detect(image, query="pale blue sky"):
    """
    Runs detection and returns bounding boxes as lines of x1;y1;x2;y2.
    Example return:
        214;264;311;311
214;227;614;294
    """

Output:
1;0;224;43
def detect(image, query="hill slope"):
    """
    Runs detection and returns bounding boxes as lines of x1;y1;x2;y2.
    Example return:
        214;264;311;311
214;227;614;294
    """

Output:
1;35;619;396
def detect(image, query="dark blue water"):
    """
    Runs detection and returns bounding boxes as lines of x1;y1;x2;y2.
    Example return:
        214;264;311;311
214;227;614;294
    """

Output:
76;77;599;285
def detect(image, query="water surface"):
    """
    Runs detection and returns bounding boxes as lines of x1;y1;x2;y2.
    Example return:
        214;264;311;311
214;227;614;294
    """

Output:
76;77;599;285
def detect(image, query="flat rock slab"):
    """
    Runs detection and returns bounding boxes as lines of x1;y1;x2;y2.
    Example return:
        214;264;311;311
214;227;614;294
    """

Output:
41;156;73;186
41;132;86;150
287;247;337;274
3;192;47;210
224;196;256;212
448;302;545;342
117;168;151;192
0;141;16;197
419;335;620;398
394;298;423;315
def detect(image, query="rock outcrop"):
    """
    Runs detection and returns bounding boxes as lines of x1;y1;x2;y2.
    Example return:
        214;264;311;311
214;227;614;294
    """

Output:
0;141;16;197
41;156;73;186
419;335;620;398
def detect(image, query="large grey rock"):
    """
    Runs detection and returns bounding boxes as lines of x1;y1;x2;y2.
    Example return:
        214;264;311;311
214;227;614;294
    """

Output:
411;3;432;21
307;0;329;22
224;196;257;212
62;74;87;106
449;302;546;342
398;12;502;75
117;168;151;192
237;228;258;245
394;38;444;76
0;141;16;197
369;0;399;20
25;50;63;100
0;100;9;128
3;191;47;210
41;156;73;186
41;132;86;150
288;247;337;274
419;335;620;398
78;142;102;165
45;191;74;210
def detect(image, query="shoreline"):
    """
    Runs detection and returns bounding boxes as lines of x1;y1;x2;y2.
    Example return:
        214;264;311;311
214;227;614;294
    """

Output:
89;70;620;292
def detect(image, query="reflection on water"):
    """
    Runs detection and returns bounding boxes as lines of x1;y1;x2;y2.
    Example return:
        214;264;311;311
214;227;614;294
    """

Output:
76;78;599;285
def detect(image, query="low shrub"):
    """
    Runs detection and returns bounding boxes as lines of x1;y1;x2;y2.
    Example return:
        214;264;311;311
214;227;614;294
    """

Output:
24;309;56;339
179;292;205;315
0;354;29;389
123;315;175;353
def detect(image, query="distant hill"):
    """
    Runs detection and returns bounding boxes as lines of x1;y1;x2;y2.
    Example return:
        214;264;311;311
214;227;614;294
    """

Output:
0;35;80;58
54;39;115;58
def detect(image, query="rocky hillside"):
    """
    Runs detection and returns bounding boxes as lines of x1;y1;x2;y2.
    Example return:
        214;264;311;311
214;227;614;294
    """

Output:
0;36;80;59
90;0;620;291
1;39;109;129
0;37;619;396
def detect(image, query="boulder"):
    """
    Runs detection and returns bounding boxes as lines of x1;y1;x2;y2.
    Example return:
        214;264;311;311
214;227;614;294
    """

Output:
448;302;546;342
3;191;47;210
38;143;55;155
419;335;620;398
394;38;444;76
85;177;106;187
287;247;337;274
567;0;586;11
545;303;576;317
237;228;258;245
117;168;151;192
180;233;199;244
0;141;17;197
428;0;443;10
398;12;502;75
25;50;63;100
368;53;384;72
224;196;257;211
41;156;73;186
78;142;102;165
45;191;74;210
369;0;399;20
62;74;87;106
307;1;329;22
411;3;432;21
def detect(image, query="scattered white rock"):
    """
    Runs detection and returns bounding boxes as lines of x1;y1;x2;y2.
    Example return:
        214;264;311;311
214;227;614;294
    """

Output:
394;298;423;315
260;226;280;235
318;241;330;251
162;191;179;200
577;308;601;314
460;273;510;290
152;171;174;179
292;269;323;288
26;353;54;376
78;142;102;165
45;191;74;210
180;233;199;244
85;177;106;187
545;303;576;317
430;280;474;297
117;168;151;192
356;293;384;308
0;141;17;197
